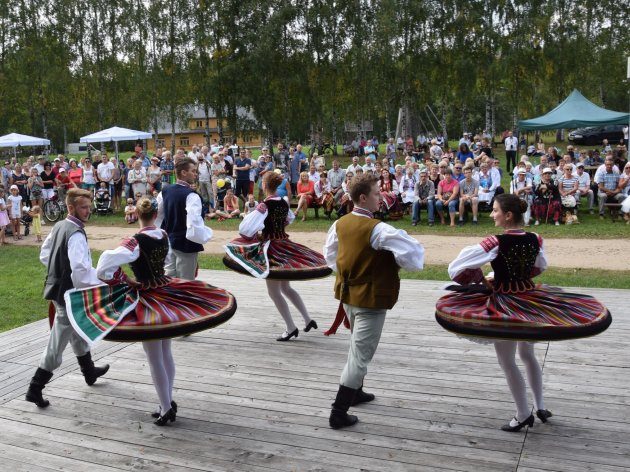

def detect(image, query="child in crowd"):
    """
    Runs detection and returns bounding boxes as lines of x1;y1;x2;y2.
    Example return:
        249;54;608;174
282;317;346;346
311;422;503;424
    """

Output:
135;192;143;204
242;194;258;217
7;185;23;240
96;182;110;201
124;198;138;224
29;205;42;242
0;187;9;245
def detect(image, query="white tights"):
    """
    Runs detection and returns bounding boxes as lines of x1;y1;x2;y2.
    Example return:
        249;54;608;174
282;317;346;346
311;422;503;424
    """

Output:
494;341;545;421
266;280;311;332
142;339;175;414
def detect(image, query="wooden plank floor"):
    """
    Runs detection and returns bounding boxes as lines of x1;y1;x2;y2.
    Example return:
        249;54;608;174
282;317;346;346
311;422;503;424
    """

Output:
0;271;628;471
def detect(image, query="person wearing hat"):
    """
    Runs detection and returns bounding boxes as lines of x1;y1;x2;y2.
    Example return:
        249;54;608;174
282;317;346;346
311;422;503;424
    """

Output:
26;188;109;408
532;168;561;225
510;168;533;225
55;166;77;203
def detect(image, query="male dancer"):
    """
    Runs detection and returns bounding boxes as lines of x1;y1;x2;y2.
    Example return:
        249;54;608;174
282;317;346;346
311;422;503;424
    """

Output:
323;174;425;429
156;156;213;280
26;188;109;408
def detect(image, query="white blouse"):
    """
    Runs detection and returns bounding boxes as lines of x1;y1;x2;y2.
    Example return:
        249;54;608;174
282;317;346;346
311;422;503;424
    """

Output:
323;210;425;272
238;197;295;239
155;186;213;245
97;227;171;281
448;233;548;285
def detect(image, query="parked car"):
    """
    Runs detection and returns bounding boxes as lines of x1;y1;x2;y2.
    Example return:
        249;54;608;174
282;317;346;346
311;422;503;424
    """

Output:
568;125;625;145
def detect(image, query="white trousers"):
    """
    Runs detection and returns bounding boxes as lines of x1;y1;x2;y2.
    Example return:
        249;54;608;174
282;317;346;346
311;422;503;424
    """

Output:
340;304;387;389
39;301;90;372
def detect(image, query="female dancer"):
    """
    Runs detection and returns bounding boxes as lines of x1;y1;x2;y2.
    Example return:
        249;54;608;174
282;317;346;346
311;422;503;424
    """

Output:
224;171;331;341
435;194;611;432
66;198;236;425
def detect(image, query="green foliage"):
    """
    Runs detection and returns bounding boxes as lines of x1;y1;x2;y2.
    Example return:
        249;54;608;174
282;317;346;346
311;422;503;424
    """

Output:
0;1;628;151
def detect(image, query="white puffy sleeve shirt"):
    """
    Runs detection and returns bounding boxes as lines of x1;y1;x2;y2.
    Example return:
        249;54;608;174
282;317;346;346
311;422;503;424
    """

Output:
448;234;548;284
155;190;213;245
323;216;425;272
238;198;295;238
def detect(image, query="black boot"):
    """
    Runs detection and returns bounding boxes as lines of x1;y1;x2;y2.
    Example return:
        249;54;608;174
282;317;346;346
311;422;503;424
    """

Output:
351;386;375;406
25;368;53;408
77;353;110;386
329;385;358;429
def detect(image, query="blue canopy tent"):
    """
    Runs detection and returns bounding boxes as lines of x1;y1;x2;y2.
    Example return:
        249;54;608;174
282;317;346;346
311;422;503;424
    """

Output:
518;89;630;130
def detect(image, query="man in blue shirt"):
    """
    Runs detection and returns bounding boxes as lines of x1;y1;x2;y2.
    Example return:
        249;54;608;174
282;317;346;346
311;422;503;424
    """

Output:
233;149;251;206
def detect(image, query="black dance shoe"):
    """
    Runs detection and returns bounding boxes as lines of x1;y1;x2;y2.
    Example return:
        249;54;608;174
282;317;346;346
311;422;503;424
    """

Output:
152;401;178;419
501;415;534;432
276;328;298;341
304;320;318;332
154;408;176;426
351;388;375;406
536;409;553;423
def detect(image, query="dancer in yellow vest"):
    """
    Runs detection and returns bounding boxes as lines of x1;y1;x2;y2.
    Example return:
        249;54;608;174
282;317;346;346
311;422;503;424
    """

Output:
323;174;425;429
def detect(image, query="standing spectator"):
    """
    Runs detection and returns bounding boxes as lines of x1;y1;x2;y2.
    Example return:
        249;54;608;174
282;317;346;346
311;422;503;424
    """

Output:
510;169;533;225
257;153;274;202
288;147;303;195
34;156;46;175
7;185;23;239
458;167;479;225
0;187;9;244
54;168;76;203
1;160;12;189
196;155;212;209
128;160;148;197
81;158;96;193
67;160;83;188
386;138;397;164
275;142;289;169
27;168;44;210
40;162;56;201
246;149;257;196
411;169;435;226
160;151;175;185
533;169;561;225
147;157;163;194
504;131;518;172
10;164;28;203
210;152;226;203
430;139;443;160
112;159;125;211
96;154;115;196
595;159;623;218
233;149;252;207
435;168;460;226
295;144;308;171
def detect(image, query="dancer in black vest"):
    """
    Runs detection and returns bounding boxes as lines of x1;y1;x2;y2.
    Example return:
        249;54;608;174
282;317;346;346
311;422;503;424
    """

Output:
26;188;109;408
156;157;212;281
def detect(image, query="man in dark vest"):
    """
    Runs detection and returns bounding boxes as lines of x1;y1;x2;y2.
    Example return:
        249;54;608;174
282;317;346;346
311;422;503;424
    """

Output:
26;188;110;408
156;156;213;280
323;174;425;429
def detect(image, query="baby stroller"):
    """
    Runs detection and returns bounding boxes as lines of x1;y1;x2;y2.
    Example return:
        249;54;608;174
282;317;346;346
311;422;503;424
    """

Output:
94;189;113;215
20;207;32;236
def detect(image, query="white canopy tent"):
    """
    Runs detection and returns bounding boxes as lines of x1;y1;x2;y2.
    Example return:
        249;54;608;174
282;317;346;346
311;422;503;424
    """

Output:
0;133;51;158
80;126;152;159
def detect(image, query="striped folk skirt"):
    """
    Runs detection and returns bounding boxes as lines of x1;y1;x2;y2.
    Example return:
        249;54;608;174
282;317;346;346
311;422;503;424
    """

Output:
435;286;611;342
224;236;332;280
65;278;237;345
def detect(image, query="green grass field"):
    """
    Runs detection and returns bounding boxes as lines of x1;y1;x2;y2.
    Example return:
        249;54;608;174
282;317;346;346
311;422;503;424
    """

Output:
1;246;627;333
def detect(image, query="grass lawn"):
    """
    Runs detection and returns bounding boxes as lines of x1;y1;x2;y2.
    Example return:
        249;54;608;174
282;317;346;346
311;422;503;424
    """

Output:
1;246;627;333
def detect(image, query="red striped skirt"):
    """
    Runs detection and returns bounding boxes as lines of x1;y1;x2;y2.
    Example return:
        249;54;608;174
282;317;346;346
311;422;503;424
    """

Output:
435;286;611;341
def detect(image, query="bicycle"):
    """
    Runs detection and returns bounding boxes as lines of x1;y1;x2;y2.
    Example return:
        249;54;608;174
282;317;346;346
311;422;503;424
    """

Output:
309;140;335;157
43;189;66;223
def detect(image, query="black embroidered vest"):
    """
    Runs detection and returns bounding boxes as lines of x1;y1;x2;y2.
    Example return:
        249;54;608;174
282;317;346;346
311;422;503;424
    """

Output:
129;233;170;286
261;198;289;240
490;233;540;293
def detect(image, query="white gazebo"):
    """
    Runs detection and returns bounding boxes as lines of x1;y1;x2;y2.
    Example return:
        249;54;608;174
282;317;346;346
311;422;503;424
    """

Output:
0;133;51;157
80;126;152;159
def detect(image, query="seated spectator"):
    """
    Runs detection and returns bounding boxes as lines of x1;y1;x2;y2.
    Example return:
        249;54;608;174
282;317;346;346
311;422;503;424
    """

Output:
617;163;630;222
595;159;624;218
558;163;579;217
458;167;479;225
412;169;435;226
128;160;148;196
124;198;138;224
575;163;594;213
510;169;533;225
456;143;474;164
430;139;443;160
435;168;459;226
533;168;561;225
315;172;334;218
452;163;465;182
393;164;405;186
296;171;316;221
310;152;325;170
346;156;362;175
207;188;240;219
378;169;402;220
477;161;497;205
399;167;417;211
242;194;258;217
336;171;354;217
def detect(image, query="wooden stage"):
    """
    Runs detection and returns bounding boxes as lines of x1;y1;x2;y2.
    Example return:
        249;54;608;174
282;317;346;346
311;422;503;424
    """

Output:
0;271;628;471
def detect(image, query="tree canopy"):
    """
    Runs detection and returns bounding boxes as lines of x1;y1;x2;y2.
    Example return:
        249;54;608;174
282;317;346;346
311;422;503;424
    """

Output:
0;0;628;150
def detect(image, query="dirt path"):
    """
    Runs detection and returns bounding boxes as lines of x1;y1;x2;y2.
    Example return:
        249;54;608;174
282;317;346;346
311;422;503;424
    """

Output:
12;224;629;270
